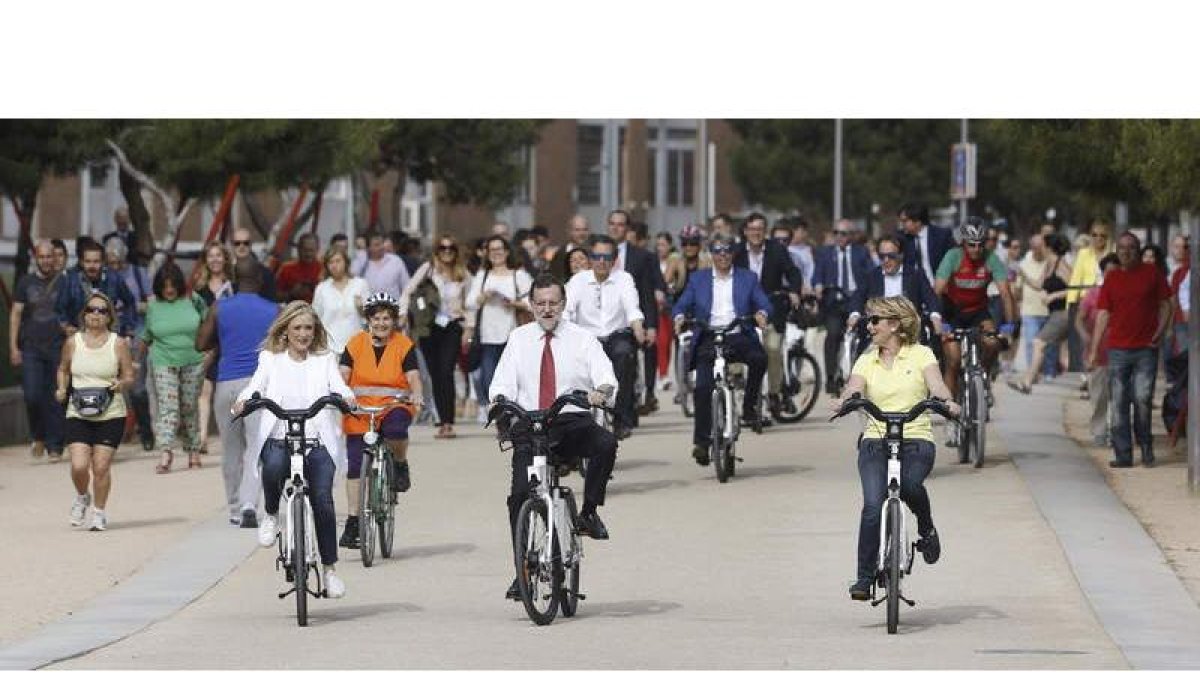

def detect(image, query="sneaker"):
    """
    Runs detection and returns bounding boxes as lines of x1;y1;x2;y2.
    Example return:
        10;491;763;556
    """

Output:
324;569;346;599
477;408;489;424
577;510;609;540
916;527;941;564
31;441;45;458
505;578;521;601
89;509;107;532
339;516;360;549
257;515;278;547
848;578;872;601
240;508;258;529
393;461;411;493
70;494;91;526
692;444;710;466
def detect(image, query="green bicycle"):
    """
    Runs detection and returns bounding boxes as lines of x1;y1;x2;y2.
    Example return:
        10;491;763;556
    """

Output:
354;394;411;567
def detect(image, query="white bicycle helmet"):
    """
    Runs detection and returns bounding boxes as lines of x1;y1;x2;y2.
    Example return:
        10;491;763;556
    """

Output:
955;217;988;245
363;291;400;316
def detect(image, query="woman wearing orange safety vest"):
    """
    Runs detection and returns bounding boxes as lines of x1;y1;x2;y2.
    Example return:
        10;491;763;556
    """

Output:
337;292;423;549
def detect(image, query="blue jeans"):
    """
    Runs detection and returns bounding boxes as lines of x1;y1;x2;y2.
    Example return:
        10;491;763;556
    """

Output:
856;438;936;582
476;343;507;407
260;440;338;566
1108;347;1158;463
21;349;65;452
1020;315;1048;370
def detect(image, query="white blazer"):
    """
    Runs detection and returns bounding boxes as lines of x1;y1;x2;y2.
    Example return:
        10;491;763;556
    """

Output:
236;350;356;477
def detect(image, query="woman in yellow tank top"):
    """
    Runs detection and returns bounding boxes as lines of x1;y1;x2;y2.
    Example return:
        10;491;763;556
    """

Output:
55;291;134;532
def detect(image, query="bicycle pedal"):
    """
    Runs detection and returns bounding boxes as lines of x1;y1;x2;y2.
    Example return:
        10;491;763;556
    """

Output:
734;456;744;462
574;592;587;601
870;596;886;607
901;596;916;607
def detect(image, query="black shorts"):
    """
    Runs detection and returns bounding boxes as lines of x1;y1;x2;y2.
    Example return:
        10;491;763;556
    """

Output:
943;306;993;331
64;417;126;449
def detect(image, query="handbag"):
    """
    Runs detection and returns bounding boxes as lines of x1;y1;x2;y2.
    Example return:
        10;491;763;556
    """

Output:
513;274;534;326
464;270;489;372
71;386;115;418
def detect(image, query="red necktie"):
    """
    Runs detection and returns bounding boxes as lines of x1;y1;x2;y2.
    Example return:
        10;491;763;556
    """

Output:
538;331;556;409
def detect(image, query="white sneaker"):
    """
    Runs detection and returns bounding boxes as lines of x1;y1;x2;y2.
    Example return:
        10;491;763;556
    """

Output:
70;494;91;526
324;569;346;599
477;408;488;424
89;509;107;532
257;515;278;547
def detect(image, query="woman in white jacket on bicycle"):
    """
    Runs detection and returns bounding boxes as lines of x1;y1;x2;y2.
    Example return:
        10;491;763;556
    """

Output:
234;301;356;598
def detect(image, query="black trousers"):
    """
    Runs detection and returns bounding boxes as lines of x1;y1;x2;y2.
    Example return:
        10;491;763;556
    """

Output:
642;342;657;403
419;321;463;425
600;331;638;430
823;307;849;386
692;331;767;447
506;412;617;540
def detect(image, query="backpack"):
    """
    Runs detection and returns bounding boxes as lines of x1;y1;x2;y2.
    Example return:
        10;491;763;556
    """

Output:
408;276;441;340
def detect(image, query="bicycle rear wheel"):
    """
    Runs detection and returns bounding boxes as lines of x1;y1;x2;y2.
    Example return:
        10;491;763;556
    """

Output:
956;382;971;464
774;350;820;423
711;388;730;483
514;499;559;625
676;347;694;418
378;456;397;558
559;542;580;617
970;375;988;468
359;450;377;567
292;496;309;627
885;499;902;635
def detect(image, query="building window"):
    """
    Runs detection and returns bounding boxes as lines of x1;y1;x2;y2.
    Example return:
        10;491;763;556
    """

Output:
512;145;534;206
576;124;604;205
666;149;695;207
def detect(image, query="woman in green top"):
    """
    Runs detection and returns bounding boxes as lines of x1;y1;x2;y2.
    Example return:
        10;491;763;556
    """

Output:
143;262;207;473
829;296;959;601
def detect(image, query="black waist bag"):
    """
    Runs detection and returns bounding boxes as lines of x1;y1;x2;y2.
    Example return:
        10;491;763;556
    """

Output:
71;386;114;418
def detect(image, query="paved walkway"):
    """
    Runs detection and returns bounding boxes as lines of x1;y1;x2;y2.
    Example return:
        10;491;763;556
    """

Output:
996;379;1200;669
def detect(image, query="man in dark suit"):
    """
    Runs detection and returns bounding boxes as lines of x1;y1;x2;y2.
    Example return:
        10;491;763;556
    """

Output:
672;234;772;465
847;234;943;358
734;212;805;420
813;219;873;394
549;214;593;282
898;202;954;288
607;210;664;417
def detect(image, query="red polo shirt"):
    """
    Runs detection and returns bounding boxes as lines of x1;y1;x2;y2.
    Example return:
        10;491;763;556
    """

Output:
276;260;323;303
1097;261;1171;350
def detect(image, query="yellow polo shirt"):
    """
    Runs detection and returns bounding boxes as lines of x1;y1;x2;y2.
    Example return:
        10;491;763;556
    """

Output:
851;343;939;442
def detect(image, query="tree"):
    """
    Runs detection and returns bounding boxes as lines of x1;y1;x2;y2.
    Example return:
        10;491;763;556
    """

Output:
1117;120;1200;212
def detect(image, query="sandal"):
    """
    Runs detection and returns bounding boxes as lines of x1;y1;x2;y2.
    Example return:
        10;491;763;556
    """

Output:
441;426;457;439
188;453;202;469
1005;379;1032;395
155;450;173;474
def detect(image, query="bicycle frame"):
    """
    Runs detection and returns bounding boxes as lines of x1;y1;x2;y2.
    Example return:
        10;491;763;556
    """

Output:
712;329;741;443
278;439;322;596
525;453;581;575
876;440;912;578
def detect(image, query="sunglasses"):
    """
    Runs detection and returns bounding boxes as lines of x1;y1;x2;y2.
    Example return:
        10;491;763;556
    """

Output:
85;306;109;315
232;240;252;247
773;236;791;244
590;253;616;262
709;246;733;255
878;252;901;261
965;241;984;249
437;245;457;253
865;315;895;325
834;230;852;236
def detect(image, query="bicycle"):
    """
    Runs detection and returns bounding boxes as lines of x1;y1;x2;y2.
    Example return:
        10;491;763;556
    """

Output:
488;390;609;625
696;316;757;483
830;394;956;634
233;392;353;627
352;393;412;568
948;326;998;468
673;322;696;418
771;303;822;424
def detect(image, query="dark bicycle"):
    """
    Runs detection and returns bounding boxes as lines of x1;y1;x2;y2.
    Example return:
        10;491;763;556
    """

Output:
948;326;998;468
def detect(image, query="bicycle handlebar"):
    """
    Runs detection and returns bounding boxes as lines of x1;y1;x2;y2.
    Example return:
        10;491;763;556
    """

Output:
233;392;354;422
354;392;413;415
829;393;956;424
486;390;610;431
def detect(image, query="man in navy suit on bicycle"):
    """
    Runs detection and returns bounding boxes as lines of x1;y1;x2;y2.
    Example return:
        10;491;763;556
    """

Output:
813;220;872;394
672;233;772;466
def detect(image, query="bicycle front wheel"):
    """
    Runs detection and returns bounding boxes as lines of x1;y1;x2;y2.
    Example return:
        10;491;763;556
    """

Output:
359;450;377;567
676;348;694;418
292;496;309;627
885;499;902;635
956;381;971;464
711;388;730;483
559;540;580;618
970;375;988;469
514;499;559;625
378;455;397;558
775;350;821;423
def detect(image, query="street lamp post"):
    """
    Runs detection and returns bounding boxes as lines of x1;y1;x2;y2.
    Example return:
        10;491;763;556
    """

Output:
959;119;969;224
833;119;843;223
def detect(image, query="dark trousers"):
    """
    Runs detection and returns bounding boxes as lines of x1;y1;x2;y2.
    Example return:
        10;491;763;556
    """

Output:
1109;347;1158;463
261;439;338;566
21;349;66;452
600;332;638;430
856;438;935;582
692;331;767;447
419;321;463;425
642;342;658;403
824;307;849;386
128;336;153;445
506;413;617;540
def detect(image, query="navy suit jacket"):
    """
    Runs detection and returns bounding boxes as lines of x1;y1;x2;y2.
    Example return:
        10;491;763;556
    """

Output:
812;244;873;298
902;225;954;279
848;266;942;318
672;267;772;337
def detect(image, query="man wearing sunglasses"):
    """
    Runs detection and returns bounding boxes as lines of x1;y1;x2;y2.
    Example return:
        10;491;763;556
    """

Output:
564;235;647;440
813;219;872;395
934;218;1016;403
606;210;664;418
228;228;278;302
847;234;942;357
672;234;772;465
898;203;954;288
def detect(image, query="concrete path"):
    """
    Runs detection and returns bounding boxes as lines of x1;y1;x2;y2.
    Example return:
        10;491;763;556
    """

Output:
997;379;1200;669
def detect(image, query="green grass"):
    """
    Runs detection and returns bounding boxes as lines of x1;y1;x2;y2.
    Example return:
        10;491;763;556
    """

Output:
1;271;19;388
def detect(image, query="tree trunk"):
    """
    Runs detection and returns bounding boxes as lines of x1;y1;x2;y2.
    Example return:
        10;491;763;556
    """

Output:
238;188;272;240
11;191;36;289
118;165;155;265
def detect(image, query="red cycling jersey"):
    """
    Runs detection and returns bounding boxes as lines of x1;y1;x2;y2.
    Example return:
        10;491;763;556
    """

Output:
936;248;1006;315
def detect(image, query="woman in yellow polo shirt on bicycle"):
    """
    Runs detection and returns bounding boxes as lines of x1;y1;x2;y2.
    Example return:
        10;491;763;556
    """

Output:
829;296;960;601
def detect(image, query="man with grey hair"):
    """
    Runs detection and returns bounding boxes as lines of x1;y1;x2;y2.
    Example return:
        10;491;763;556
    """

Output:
105;236;155;451
11;240;67;459
102;206;137;265
813;219;872;394
550;214;592;282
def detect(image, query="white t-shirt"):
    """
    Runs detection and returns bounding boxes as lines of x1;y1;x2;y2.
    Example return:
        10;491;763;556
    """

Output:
466;269;533;345
1018;252;1049;318
272;355;323;440
312;277;368;355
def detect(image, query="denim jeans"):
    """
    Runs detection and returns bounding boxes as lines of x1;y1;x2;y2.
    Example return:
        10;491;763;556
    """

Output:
475;343;507;407
20;349;65;452
1020;315;1048;370
856;438;936;582
260;439;338;566
1108;347;1158;463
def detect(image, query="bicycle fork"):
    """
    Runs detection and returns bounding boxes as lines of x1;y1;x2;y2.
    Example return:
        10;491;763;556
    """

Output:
872;447;916;608
276;452;324;600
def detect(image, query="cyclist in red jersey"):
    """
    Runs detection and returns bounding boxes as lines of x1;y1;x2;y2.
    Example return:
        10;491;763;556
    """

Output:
934;218;1016;401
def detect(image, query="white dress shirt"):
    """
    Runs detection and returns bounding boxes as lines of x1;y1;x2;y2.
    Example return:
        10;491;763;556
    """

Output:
847;267;941;324
710;270;737;327
489;320;618;413
615;241;628;272
564;269;644;337
1180;270;1191;316
748;246;765;279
